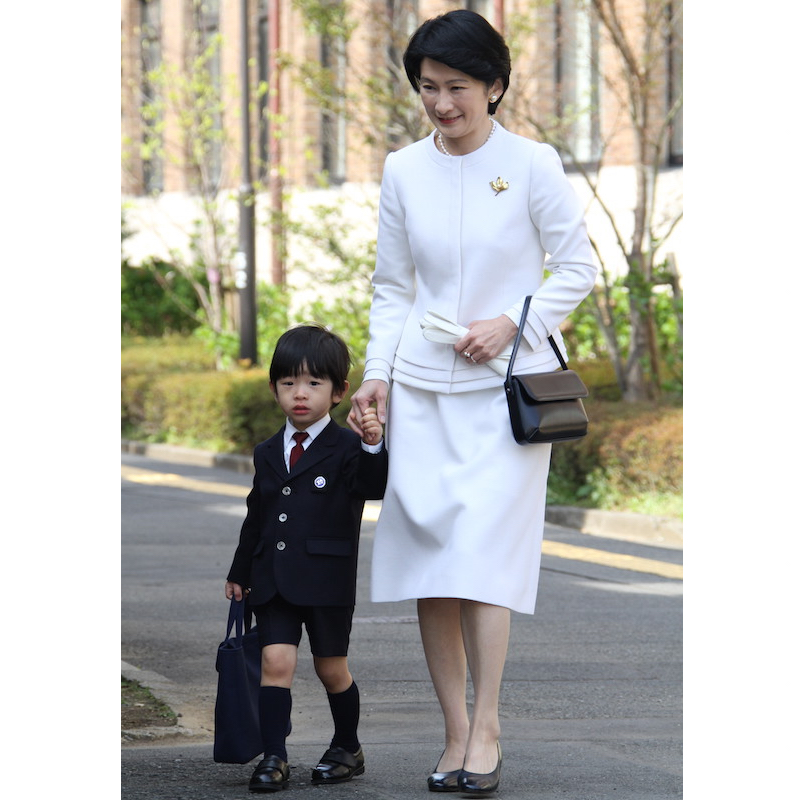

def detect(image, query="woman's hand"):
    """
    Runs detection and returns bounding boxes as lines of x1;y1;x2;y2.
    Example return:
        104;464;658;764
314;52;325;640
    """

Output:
454;314;518;364
348;379;389;435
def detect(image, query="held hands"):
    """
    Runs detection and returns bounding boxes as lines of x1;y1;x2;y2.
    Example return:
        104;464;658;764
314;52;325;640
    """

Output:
359;406;384;446
454;314;518;365
347;378;388;437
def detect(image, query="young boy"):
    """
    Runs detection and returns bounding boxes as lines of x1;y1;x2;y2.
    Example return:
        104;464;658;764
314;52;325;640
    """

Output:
225;324;388;793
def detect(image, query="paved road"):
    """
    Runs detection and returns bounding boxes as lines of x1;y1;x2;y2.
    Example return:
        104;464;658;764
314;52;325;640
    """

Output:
122;451;682;799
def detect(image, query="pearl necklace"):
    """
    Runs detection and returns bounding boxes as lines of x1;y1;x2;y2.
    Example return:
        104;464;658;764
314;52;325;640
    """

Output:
437;118;497;157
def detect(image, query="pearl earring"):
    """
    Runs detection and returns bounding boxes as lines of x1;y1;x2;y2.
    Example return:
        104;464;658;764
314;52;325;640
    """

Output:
490;95;497;102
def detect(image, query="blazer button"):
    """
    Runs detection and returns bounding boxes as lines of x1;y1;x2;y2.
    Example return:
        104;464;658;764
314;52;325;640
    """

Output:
282;486;291;496
276;541;286;551
278;513;288;522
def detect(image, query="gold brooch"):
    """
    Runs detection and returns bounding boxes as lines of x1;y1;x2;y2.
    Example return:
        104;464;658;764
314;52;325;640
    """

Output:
490;177;509;196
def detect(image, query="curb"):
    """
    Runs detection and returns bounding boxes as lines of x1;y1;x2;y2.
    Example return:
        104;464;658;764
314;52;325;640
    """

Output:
545;505;683;550
122;660;212;744
122;440;683;550
122;439;254;473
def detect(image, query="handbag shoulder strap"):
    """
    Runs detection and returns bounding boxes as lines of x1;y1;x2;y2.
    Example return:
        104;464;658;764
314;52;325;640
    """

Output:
548;335;568;371
505;296;532;384
505;296;568;384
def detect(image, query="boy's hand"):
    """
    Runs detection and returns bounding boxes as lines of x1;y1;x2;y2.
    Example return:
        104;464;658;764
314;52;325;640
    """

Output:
359;406;384;446
225;581;245;601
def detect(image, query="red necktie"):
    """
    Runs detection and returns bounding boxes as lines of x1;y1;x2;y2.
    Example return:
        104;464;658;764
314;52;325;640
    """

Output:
289;432;309;471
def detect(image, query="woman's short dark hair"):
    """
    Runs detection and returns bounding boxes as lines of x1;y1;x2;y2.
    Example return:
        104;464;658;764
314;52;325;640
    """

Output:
269;324;351;400
403;9;511;115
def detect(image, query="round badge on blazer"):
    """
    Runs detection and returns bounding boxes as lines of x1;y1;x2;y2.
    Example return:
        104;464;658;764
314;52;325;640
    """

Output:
314;476;327;488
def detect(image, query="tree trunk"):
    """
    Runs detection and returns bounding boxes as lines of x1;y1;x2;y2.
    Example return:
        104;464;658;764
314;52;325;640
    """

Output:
624;301;649;402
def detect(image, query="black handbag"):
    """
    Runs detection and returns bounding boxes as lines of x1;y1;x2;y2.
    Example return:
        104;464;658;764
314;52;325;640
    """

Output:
504;295;589;445
213;598;263;764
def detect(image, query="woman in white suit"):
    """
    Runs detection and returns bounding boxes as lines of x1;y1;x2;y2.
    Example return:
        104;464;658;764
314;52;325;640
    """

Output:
347;9;597;795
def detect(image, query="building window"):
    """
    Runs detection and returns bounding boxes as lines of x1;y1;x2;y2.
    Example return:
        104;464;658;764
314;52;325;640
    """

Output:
555;0;601;165
386;0;417;84
140;0;163;193
192;0;223;189
385;0;420;149
466;0;493;24
320;33;347;183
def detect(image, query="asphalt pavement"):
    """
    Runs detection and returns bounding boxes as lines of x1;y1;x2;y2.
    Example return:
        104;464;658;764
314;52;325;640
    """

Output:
121;443;682;799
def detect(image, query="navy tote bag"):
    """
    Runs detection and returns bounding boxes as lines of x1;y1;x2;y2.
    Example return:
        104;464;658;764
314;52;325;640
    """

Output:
213;598;262;763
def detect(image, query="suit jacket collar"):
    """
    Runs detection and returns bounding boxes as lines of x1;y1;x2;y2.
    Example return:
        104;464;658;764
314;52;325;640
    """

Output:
260;419;341;479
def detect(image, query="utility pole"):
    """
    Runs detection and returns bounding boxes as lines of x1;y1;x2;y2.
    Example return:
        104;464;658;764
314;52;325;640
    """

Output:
236;0;258;366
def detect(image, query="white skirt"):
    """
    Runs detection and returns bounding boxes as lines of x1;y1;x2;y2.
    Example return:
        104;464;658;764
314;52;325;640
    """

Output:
370;382;552;615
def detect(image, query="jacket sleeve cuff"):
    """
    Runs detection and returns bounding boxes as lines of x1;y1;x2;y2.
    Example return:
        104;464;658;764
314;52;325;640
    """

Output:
503;304;548;350
363;360;392;386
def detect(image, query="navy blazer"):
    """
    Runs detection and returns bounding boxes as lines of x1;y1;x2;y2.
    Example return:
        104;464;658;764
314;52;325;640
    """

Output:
227;420;388;607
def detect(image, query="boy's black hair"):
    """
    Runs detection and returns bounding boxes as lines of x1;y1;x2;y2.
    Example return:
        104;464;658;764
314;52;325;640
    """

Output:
269;324;351;401
403;9;511;115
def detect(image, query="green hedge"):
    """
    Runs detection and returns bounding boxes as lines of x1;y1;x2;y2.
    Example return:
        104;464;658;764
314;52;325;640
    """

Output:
122;340;361;452
121;335;216;377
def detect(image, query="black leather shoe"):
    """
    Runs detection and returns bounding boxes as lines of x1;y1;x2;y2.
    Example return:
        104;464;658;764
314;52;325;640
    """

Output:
311;746;365;785
458;744;502;796
248;755;290;793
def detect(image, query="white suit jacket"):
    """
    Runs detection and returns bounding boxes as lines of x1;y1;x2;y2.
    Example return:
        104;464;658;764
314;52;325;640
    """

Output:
363;123;598;394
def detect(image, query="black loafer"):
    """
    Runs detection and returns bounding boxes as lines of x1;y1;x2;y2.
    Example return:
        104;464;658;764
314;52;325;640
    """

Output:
248;755;290;793
311;746;365;785
458;744;502;796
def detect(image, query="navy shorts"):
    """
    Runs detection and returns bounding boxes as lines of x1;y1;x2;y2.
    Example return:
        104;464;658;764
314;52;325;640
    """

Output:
252;594;354;657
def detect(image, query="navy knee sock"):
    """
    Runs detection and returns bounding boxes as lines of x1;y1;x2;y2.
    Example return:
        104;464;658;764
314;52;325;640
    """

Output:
259;686;292;761
327;681;360;753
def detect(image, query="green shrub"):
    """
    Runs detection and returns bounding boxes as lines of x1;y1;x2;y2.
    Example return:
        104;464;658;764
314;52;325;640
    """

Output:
121;259;203;336
121;335;215;377
547;398;682;517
